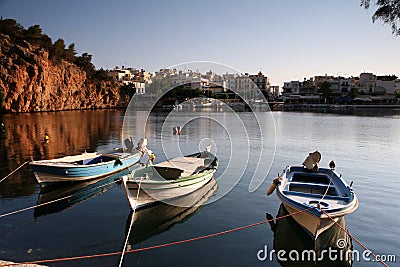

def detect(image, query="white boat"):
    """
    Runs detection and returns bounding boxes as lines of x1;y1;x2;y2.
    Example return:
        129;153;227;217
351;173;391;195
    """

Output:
126;178;218;245
122;151;218;210
272;152;358;239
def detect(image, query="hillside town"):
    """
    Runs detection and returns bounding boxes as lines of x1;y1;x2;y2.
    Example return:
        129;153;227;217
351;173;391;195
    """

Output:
109;67;400;105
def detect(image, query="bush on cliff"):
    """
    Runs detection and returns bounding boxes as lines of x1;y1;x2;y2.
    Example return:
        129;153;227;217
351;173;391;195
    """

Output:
0;17;110;84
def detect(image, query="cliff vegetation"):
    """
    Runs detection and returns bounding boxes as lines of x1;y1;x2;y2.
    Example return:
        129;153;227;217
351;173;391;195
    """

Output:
0;18;130;113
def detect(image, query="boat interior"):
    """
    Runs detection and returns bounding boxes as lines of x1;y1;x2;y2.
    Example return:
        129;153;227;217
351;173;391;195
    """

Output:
129;152;217;181
283;167;350;203
74;155;117;165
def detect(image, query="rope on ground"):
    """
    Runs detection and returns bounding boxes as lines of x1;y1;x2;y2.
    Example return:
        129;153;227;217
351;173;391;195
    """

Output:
118;176;143;267
320;208;389;267
0;207;314;266
0;161;29;184
0;179;120;219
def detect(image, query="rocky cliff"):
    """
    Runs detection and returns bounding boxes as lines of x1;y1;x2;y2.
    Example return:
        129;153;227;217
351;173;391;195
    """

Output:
0;33;129;113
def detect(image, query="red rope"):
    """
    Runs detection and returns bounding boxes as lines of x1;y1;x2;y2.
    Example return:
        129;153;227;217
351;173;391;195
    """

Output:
320;209;389;267
0;207;313;266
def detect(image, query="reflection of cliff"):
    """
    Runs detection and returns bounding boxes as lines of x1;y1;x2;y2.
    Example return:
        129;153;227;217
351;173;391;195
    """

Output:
0;34;129;113
0;110;124;197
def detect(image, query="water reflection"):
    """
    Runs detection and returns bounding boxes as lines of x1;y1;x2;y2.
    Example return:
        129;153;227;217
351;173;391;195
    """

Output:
33;170;128;218
0;110;125;198
267;204;353;267
125;178;217;246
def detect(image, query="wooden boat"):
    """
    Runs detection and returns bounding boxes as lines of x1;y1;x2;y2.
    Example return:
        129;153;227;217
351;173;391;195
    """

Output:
30;151;142;187
274;153;358;239
126;178;217;245
122;151;218;210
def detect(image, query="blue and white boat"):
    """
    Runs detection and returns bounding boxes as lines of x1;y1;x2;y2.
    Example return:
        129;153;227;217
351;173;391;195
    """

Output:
273;152;358;239
30;151;142;187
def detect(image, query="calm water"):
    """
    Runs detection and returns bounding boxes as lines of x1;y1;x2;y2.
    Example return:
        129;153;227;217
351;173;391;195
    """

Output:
0;109;399;266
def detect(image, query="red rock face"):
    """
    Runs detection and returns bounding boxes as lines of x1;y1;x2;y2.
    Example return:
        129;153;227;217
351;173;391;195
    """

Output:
0;34;129;113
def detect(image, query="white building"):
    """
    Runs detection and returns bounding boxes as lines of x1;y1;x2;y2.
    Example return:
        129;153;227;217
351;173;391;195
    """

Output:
282;81;300;94
115;69;132;81
222;73;237;91
113;67;146;94
270;86;280;98
122;80;145;94
338;78;352;94
376;80;395;95
358;73;376;93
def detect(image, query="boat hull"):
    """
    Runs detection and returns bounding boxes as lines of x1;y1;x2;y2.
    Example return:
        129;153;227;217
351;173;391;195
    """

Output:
126;178;218;245
30;153;141;186
276;166;358;239
282;203;339;239
123;170;215;210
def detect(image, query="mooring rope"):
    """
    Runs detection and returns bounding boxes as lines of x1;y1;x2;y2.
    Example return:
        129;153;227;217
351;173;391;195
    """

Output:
0;207;314;266
0;179;119;218
318;178;332;205
0;161;29;184
320;208;389;267
118;176;143;267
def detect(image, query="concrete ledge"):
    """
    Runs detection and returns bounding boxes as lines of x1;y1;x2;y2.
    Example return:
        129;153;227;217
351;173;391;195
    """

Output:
0;260;47;267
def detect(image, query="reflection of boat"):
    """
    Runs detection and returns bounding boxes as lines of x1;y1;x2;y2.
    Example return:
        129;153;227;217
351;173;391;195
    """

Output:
30;151;142;186
274;153;358;239
34;171;128;217
126;178;217;245
122;151;218;210
267;204;353;267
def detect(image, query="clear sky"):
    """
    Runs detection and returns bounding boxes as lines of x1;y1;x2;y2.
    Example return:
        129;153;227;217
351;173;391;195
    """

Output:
1;0;399;86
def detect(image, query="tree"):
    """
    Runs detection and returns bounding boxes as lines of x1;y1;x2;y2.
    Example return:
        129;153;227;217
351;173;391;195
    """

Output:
317;81;332;97
40;34;53;52
23;25;42;45
348;88;359;99
93;68;113;83
0;18;24;41
361;0;400;35
74;52;95;77
120;83;136;97
64;43;76;62
50;38;66;63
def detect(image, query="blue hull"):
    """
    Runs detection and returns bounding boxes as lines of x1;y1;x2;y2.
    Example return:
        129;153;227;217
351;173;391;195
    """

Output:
30;153;142;186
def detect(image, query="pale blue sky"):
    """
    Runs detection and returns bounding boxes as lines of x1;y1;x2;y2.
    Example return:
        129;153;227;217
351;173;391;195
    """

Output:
1;0;399;86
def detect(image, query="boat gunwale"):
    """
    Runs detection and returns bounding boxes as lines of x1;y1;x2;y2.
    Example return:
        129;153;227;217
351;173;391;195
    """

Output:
122;173;215;210
126;168;216;185
127;172;214;190
30;153;141;169
277;165;358;218
126;152;218;185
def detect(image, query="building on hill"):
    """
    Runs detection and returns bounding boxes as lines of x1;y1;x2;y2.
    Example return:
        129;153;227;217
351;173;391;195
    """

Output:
111;67;146;94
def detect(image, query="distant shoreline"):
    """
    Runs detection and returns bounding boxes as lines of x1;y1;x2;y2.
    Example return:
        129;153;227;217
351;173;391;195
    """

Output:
281;103;400;110
1;102;400;115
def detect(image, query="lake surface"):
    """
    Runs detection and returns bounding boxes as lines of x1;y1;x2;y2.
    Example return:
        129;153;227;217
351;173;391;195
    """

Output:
0;109;399;266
